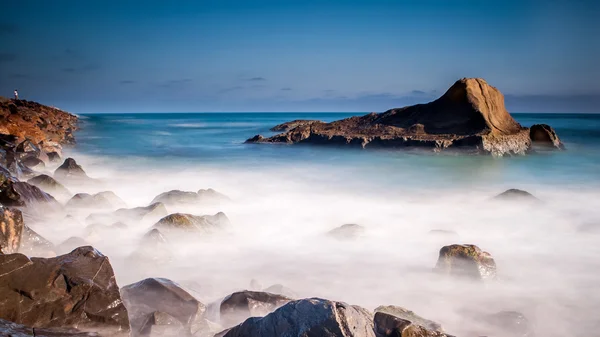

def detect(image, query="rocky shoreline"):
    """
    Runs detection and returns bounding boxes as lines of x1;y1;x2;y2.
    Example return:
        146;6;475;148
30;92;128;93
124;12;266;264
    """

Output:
246;78;564;156
0;98;545;336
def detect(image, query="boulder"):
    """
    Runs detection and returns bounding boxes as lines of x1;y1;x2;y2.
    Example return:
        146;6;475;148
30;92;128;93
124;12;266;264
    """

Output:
27;174;72;199
113;202;168;223
221;298;375;337
530;124;564;149
219;291;293;327
18;225;56;257
152;212;230;234
0;207;24;254
0;170;61;211
47;151;61;163
20;155;45;169
66;191;126;209
0;318;102;336
54;158;88;181
0;246;130;335
375;305;443;332
493;189;539;202
374;311;449;337
327;223;365;240
434;244;497;280
127;229;172;268
246;78;563;156
197;188;230;203
270;119;324;132
121;278;208;336
151;190;199;205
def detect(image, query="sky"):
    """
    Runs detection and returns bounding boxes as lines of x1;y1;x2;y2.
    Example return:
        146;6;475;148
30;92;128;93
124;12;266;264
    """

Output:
0;0;598;113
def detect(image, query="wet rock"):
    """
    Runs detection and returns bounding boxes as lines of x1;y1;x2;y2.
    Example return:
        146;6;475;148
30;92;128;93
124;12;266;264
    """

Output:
0;318;102;336
27;174;71;200
0;246;130;335
530;124;564;150
152;212;230;234
197;188;230;203
121;278;208;336
270;119;324;132
434;244;497;280
0;170;61;212
150;188;229;206
113;202;168;223
262;284;298;298
493;189;539;202
47;151;61;163
221;298;375;337
55;236;90;255
54;158;88;181
20;155;45;169
327;223;365;240
245;135;264;143
375;305;443;332
67;191;126;209
374;311;449;337
18;225;56;257
0;207;24;254
220;291;293;328
142;228;168;245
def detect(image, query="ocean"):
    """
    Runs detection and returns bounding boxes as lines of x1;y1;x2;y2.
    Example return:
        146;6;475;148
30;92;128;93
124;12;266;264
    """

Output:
41;112;600;336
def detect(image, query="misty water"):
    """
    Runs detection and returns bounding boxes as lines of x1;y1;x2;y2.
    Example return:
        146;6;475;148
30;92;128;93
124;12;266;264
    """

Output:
32;112;600;336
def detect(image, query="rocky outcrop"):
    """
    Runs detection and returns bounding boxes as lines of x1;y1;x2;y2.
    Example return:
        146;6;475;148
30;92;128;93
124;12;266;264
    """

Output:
66;191;126;209
0;170;61;213
327;223;365;240
54;158;89;181
114;202;168;223
530;124;564;149
0;98;77;146
219;291;293;327
121;278;209;337
221;298;375;337
0;246;130;335
270;120;324;132
0;207;23;254
246;78;563;156
434;244;497;280
374;312;449;337
152;212;230;234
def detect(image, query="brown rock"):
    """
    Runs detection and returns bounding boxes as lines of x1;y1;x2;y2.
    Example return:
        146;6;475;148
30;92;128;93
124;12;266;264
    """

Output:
374;311;449;337
0;246;130;335
0;207;24;254
0;318;103;336
246;78;562;156
27;174;72;199
270;119;324;132
0;170;61;212
219;291;293;328
530;124;564;150
434;244;497;280
152;212;230;234
375;305;443;332
54;158;88;181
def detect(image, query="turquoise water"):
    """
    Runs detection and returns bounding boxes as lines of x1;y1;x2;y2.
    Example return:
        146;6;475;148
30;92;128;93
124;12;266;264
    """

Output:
74;112;600;188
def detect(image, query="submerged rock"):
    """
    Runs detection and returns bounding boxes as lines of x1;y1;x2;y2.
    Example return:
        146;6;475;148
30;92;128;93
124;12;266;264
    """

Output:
246;78;555;156
152;212;230;233
27;174;71;199
121;278;208;337
375;305;443;332
0;207;24;254
54;158;88;181
66;191;126;209
270;119;324;132
374;311;449;337
151;188;229;206
55;236;90;255
114;202;168;223
493;189;539;202
221;298;375;337
327;223;365;240
434;244;497;280
219;291;293;327
0;246;130;335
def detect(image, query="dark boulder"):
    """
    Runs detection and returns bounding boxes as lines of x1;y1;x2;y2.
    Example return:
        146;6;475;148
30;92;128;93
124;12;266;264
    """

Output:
493;189;539;202
219;291;293;327
27;174;71;199
121;278;208;336
375;305;443;332
244;135;264;143
0;207;24;254
47;151;61;163
327;223;365;240
0;246;130;335
152;212;230;234
20;155;45;169
0;170;61;212
374;311;449;337
221;298;375;337
54;158;88;181
434;244;497;280
15;139;40;156
530;124;564;150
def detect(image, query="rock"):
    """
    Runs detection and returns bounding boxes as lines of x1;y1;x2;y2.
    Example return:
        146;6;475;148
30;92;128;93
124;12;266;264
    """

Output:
142;228;168;245
250;279;262;291
245;78;563;156
0;170;61;212
127;229;172;268
47;151;61;162
221;298;375;337
327;223;365;240
121;278;208;336
530;124;564;150
152;212;230;234
18;225;56;257
434;244;497;280
20;155;45;169
270;120;324;132
27;174;71;199
0;318;102;336
151;190;200;205
66;191;126;209
197;188;230;203
0;207;24;254
0;99;78;145
54;158;88;181
113;202;168;223
481;311;532;337
374;311;449;337
220;291;293;328
0;246;130;335
262;284;298;298
493;189;539;202
55;236;90;255
375;305;443;332
16;139;41;155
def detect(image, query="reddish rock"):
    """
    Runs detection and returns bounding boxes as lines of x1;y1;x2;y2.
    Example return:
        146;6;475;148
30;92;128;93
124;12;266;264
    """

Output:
0;207;23;254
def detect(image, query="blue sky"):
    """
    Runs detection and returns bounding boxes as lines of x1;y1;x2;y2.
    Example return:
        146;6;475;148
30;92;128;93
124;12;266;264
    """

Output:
0;0;598;113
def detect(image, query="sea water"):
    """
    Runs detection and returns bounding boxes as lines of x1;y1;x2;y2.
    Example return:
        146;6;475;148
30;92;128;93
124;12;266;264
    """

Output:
39;112;600;336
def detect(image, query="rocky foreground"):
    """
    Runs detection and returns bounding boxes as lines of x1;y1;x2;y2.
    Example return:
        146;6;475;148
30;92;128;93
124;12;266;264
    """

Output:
0;98;541;336
247;78;564;156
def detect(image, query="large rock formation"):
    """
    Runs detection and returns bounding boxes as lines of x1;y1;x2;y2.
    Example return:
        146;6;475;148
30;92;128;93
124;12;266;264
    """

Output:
246;78;563;156
220;298;375;337
0;170;61;213
0;246;130;335
54;158;89;181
